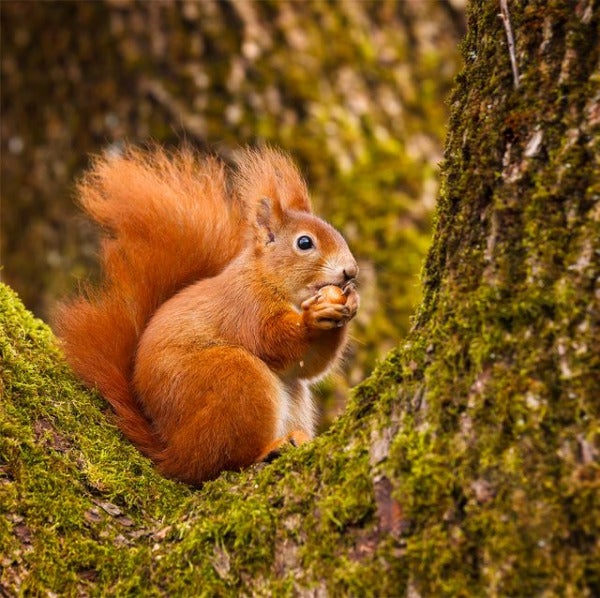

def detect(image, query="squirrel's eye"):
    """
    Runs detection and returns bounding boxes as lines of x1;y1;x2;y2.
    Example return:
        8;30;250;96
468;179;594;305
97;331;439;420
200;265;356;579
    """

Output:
296;235;314;251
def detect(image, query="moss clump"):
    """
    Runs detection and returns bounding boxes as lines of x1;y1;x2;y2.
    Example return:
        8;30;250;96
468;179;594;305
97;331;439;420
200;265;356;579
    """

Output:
0;283;192;594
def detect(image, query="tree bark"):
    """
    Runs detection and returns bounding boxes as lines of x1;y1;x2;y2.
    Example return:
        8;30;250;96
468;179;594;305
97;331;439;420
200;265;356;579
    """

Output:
1;1;598;595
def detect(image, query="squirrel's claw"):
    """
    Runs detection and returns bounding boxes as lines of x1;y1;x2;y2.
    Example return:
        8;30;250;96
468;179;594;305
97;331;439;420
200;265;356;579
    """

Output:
259;430;310;463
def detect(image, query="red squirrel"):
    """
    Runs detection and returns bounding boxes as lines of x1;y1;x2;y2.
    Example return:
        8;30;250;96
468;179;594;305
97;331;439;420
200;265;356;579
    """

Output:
54;146;359;484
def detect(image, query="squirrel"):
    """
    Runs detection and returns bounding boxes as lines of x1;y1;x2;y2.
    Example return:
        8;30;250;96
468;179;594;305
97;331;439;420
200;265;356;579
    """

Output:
54;146;359;485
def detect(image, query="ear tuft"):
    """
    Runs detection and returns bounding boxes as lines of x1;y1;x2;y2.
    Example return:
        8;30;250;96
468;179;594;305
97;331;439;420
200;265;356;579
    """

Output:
234;147;312;214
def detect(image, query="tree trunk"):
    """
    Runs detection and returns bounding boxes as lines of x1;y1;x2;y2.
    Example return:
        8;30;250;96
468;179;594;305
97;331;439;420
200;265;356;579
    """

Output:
1;1;598;595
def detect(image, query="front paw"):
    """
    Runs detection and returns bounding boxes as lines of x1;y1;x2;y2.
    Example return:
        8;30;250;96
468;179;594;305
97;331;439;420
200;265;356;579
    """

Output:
341;284;359;320
301;285;359;330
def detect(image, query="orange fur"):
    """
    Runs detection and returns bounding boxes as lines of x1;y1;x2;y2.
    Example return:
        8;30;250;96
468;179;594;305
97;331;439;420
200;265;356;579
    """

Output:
54;146;359;484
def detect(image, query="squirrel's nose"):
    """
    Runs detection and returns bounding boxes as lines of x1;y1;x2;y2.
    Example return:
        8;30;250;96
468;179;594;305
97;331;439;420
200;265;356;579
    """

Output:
343;261;358;282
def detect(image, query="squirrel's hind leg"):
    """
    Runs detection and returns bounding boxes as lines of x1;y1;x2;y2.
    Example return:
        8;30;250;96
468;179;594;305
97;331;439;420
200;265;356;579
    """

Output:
147;345;302;484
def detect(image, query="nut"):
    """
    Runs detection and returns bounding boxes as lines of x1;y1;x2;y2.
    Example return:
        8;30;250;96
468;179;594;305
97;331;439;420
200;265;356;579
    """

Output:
317;285;347;305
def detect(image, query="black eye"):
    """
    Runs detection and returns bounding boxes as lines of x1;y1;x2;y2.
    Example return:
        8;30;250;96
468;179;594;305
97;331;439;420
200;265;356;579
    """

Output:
296;235;314;251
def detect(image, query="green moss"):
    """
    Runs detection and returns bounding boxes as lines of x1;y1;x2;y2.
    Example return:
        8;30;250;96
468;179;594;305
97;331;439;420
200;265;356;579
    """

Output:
2;283;399;595
0;283;192;594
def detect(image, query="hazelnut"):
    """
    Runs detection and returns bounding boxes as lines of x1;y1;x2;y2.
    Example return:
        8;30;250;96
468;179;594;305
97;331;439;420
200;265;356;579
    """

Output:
318;285;347;305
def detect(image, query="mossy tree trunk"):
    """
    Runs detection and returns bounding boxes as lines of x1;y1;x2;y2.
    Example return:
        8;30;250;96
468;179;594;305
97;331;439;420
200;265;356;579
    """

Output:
1;1;598;595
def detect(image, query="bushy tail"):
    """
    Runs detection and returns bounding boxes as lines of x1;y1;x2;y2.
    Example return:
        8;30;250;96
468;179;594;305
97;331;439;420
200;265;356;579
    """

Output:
53;146;246;459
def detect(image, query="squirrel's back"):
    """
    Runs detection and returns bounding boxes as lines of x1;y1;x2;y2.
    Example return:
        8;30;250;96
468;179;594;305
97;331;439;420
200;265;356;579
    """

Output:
53;147;252;457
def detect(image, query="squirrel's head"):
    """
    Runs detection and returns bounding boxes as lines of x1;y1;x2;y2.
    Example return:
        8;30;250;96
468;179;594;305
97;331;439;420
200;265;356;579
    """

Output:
235;147;358;306
253;197;358;307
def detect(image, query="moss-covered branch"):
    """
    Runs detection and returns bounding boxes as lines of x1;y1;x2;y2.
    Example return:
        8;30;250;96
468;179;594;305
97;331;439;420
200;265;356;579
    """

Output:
0;282;397;594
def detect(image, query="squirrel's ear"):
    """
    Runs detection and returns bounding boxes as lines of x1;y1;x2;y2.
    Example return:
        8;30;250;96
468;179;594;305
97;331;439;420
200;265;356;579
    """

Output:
255;197;283;243
283;193;311;213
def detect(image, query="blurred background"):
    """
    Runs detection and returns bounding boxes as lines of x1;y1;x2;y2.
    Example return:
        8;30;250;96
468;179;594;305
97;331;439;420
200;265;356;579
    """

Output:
1;0;464;423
